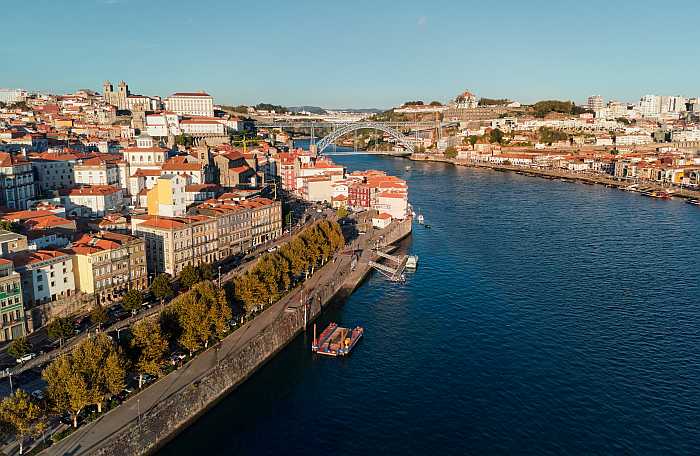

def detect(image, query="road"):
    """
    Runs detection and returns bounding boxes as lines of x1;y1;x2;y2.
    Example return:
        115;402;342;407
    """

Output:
45;221;362;456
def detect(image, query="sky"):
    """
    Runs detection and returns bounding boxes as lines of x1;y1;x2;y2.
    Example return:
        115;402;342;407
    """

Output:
2;0;699;109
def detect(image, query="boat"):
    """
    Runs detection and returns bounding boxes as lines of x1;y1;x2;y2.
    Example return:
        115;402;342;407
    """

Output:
312;323;363;357
417;213;424;224
406;255;419;269
405;165;412;171
685;199;700;206
623;184;640;192
642;190;672;199
424;224;432;229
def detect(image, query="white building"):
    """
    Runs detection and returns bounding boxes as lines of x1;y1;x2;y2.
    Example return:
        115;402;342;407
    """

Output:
121;134;169;171
74;157;120;186
60;185;124;217
616;134;653;146
0;153;35;210
10;250;76;306
0;88;28;104
145;112;181;137
179;117;225;135
639;95;661;117
587;95;604;111
165;92;214;117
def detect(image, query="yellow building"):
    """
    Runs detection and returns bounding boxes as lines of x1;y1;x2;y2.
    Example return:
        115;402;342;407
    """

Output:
66;232;147;305
147;174;187;217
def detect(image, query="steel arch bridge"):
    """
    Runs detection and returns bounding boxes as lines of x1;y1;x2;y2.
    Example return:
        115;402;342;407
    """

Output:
314;122;414;155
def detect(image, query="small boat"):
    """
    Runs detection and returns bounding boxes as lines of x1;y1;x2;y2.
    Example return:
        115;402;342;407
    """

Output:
424;224;432;229
417;213;425;224
405;165;412;171
623;184;640;192
685;199;700;206
642;190;672;199
312;323;363;357
406;255;419;269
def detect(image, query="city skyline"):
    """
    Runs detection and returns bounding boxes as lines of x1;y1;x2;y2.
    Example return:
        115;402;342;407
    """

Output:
3;0;700;108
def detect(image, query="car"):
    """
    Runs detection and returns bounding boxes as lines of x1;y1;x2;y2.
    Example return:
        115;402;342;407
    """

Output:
267;246;278;253
316;208;322;213
31;390;44;400
16;353;37;364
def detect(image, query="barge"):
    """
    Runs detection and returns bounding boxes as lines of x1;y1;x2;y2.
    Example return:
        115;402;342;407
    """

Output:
312;323;363;357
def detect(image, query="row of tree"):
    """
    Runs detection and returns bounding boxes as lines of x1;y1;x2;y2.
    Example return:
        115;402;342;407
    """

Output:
233;220;344;313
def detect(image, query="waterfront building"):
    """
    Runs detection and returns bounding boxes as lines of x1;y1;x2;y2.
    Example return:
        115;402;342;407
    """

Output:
164;92;214;118
9;249;76;307
132;214;218;276
0;152;36;210
0;259;27;341
66;232;147;305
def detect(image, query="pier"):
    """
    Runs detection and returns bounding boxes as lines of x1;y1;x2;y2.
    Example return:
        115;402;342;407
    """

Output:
368;249;410;282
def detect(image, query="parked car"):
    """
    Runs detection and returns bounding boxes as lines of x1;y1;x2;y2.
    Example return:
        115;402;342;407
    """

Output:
16;353;37;364
31;390;44;400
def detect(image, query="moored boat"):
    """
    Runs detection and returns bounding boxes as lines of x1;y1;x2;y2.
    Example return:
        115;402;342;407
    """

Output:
686;199;700;206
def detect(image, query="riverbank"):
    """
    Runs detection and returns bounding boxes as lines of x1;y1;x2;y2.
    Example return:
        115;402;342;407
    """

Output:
410;154;700;200
43;217;412;456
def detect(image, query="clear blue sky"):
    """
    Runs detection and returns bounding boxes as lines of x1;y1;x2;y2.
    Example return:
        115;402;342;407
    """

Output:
2;0;698;109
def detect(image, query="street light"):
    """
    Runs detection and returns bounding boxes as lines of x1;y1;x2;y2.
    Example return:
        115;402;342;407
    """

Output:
218;266;222;289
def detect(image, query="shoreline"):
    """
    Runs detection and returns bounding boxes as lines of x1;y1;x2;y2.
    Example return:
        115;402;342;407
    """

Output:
408;154;700;201
44;217;413;456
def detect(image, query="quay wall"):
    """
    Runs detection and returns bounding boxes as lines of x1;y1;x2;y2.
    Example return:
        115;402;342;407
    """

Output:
88;217;412;456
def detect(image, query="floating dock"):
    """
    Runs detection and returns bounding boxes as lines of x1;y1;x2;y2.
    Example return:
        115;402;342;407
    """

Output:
312;323;363;357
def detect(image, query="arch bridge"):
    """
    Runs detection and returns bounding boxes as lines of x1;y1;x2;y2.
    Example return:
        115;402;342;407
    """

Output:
314;122;415;155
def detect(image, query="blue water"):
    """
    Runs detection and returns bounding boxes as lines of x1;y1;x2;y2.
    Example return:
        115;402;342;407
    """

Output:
160;152;700;455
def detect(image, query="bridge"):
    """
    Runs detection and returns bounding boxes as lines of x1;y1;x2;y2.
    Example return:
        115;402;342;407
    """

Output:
255;120;458;155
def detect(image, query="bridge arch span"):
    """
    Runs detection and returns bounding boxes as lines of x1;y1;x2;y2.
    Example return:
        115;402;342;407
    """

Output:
315;122;414;155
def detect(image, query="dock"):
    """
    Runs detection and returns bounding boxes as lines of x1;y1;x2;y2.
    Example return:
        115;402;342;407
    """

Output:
312;323;364;357
368;249;409;282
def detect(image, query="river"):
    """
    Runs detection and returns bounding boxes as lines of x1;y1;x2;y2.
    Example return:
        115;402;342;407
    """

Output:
159;151;700;455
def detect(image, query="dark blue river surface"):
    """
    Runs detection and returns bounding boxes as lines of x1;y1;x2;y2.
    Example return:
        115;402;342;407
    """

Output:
160;153;700;455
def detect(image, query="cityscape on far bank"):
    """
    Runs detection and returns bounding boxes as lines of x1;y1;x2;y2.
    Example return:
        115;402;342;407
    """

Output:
0;77;698;455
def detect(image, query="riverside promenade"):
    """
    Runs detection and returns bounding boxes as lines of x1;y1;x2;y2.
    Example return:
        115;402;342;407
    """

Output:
411;154;700;200
43;216;412;456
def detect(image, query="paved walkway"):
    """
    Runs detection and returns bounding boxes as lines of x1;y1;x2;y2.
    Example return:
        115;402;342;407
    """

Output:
44;224;362;456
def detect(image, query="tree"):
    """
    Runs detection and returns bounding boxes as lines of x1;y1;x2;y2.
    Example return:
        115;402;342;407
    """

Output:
179;265;201;290
150;274;174;304
176;293;210;355
489;129;504;144
336;206;349;219
429;101;443;106
444;146;457;159
131;319;168;387
122;289;144;314
0;389;45;454
46;317;74;344
0;220;21;233
70;334;125;413
90;303;107;330
7;337;31;360
208;288;232;341
468;135;479;148
198;263;214;281
42;355;90;428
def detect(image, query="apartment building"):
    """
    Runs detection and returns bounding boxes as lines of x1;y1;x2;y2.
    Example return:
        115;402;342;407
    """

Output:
9;250;76;307
67;232;147;305
0;259;27;341
0;152;35;210
132;215;218;276
0;230;28;255
59;185;124;217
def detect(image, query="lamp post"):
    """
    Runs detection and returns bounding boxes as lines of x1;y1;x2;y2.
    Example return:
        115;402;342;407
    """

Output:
218;266;222;289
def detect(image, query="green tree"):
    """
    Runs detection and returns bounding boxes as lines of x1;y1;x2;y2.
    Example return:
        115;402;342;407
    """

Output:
179;265;201;290
42;355;90;428
468;135;479;147
46;317;74;344
7;337;31;360
131;319;168;387
90;303;107;330
175;292;211;355
198;263;214;281
444;146;457;159
336;206;349;219
71;334;125;413
122;289;144;314
0;220;22;233
489;129;504;144
150;273;174;304
0;389;45;455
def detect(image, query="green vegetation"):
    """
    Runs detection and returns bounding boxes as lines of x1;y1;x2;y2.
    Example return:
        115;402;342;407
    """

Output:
131;319;168;385
0;389;45;455
174;134;194;147
532;100;592;117
478;98;510;106
150;273;174;304
42;334;125;426
46;318;74;344
232;220;344;314
444;146;457;159
90;303;107;329
0;220;22;233
402;100;424;106
538;126;569;144
370;109;409;122
428;101;443;106
121;289;144;313
255;103;287;113
219;105;250;114
7;337;31;360
179;263;215;290
489;129;505;144
336;207;349;219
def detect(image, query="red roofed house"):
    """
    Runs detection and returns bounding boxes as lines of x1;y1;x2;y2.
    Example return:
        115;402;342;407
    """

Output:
8;249;76;309
59;185;124;217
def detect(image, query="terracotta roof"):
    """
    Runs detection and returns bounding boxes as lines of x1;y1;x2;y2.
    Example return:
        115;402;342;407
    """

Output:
23;215;74;230
10;249;70;267
162;161;201;171
169;92;212;97
60;185;121;196
2;210;56;221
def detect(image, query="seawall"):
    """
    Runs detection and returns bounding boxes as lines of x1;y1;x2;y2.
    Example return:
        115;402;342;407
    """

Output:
62;217;412;456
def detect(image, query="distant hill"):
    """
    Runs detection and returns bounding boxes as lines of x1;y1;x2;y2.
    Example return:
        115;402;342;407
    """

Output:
288;106;327;114
331;108;383;114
